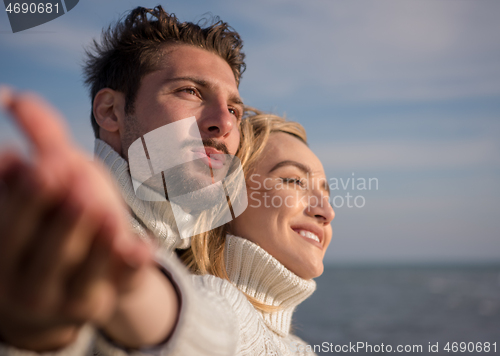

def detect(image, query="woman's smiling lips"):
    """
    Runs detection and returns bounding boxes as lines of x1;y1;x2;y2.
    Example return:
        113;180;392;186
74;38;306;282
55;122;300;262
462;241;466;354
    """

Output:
291;224;324;249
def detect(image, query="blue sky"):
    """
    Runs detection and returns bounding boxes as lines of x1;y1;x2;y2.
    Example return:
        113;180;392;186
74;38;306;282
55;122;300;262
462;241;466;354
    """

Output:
1;0;499;264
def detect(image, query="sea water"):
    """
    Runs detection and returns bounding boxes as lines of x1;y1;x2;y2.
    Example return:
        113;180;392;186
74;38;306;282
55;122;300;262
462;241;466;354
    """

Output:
293;265;500;355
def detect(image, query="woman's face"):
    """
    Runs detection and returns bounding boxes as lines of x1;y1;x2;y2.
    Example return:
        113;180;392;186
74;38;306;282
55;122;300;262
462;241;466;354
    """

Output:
229;132;334;280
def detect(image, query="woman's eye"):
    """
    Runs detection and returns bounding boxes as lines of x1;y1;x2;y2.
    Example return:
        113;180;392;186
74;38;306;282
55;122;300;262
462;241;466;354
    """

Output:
280;177;305;188
228;107;241;119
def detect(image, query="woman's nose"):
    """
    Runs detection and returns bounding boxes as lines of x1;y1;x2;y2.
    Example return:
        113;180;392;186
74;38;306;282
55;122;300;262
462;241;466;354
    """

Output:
306;192;335;224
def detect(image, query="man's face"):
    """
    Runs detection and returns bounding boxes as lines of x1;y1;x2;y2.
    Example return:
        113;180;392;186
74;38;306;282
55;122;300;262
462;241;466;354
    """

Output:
121;44;243;159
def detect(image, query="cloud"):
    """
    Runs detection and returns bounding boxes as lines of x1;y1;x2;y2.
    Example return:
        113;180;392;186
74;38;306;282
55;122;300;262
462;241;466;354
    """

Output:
236;0;500;104
313;137;500;172
3;0;499;103
0;20;100;71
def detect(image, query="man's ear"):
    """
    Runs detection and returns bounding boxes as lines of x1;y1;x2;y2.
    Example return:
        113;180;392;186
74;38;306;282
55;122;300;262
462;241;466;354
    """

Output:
93;88;126;134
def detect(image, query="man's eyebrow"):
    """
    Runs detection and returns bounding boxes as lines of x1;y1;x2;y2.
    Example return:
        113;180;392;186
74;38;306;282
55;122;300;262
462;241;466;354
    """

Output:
163;76;209;87
269;160;330;196
163;76;243;106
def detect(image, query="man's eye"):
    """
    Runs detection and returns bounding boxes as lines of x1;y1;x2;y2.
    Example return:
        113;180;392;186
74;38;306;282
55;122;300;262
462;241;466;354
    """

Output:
180;87;200;97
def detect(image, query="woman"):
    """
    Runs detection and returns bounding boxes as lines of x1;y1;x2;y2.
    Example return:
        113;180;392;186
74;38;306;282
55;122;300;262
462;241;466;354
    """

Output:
93;109;335;355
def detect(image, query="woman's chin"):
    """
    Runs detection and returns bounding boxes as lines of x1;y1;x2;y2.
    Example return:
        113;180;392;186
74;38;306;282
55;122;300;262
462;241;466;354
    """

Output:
292;261;324;280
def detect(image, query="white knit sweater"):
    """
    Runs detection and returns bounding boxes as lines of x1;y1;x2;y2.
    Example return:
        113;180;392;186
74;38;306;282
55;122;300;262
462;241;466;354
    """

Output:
0;140;318;356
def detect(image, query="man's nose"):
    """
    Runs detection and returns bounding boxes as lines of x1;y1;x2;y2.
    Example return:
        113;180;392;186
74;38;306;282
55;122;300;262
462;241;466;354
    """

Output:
197;99;235;139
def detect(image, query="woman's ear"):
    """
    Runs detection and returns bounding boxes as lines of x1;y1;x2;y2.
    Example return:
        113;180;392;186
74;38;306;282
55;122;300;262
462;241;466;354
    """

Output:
93;88;126;134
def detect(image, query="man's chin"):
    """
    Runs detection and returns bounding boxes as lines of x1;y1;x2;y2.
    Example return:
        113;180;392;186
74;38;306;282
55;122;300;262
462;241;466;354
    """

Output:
171;182;226;213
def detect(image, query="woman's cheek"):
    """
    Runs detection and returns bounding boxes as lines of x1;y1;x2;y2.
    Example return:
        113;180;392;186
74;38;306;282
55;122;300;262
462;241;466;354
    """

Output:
266;189;302;212
279;189;306;210
248;190;263;209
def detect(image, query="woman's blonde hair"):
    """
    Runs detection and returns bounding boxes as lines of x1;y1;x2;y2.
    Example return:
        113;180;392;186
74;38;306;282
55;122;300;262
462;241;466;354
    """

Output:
177;107;307;312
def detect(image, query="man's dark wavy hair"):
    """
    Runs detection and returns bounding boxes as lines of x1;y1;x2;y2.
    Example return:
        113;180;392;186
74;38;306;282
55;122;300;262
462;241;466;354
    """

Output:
83;6;246;138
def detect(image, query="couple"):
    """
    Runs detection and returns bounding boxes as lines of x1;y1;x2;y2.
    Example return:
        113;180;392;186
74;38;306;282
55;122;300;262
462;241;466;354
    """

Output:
0;6;334;356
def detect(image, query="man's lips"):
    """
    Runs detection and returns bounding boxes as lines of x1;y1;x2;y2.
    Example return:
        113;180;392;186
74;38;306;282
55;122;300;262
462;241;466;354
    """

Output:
192;147;225;169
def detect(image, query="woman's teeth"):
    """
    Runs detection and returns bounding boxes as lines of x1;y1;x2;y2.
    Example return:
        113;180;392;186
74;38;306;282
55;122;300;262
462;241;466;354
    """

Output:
298;230;320;243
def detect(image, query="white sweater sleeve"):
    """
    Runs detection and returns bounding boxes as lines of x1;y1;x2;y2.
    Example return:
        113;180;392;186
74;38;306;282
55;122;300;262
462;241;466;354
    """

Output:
93;251;239;356
0;251;238;356
0;325;95;356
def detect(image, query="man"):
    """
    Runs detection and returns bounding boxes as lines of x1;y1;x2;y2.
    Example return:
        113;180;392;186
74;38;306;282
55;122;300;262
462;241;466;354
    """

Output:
0;6;246;354
87;5;245;249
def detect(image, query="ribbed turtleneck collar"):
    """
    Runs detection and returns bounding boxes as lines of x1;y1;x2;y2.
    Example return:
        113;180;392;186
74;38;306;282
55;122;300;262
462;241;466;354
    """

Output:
224;234;316;337
94;139;191;250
